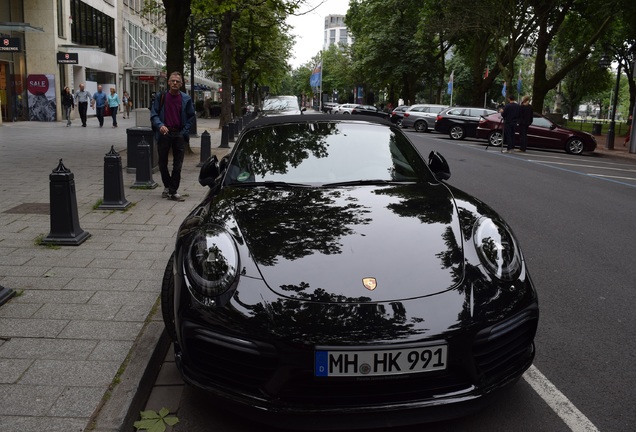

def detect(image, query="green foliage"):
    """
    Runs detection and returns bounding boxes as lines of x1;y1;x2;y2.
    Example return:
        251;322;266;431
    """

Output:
133;408;179;432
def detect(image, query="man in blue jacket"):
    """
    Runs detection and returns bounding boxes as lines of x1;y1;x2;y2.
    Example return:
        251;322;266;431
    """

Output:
150;71;195;201
91;85;108;127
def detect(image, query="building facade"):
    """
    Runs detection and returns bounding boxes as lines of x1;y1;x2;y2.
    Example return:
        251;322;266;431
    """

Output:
0;0;217;124
323;14;353;51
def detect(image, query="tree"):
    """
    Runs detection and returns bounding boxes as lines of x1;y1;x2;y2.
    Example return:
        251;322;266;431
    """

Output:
346;0;431;106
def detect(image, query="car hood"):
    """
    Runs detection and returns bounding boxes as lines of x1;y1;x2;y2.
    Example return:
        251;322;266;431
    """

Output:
223;183;464;303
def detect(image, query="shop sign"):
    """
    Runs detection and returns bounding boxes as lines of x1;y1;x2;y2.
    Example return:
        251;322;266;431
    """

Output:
138;76;156;82
57;52;79;64
0;38;21;52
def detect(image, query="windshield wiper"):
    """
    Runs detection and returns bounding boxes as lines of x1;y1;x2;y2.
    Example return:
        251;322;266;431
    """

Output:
230;181;312;189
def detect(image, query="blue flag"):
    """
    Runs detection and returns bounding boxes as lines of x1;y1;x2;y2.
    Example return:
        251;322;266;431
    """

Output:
517;70;522;94
310;62;322;89
502;82;507;97
447;70;454;95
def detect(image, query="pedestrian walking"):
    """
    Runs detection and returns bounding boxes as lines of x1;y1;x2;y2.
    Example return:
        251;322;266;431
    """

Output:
500;95;521;153
61;86;75;127
518;95;533;152
107;87;121;127
150;71;196;202
74;83;91;127
91;85;108;127
122;91;131;119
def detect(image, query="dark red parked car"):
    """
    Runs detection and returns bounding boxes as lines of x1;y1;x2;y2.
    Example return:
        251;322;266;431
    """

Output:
476;112;597;155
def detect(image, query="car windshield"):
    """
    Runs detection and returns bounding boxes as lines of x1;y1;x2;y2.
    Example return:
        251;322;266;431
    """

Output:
262;97;300;113
225;121;434;186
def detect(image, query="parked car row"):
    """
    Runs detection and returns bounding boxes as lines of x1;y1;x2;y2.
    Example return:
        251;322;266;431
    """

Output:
275;99;596;155
393;103;596;155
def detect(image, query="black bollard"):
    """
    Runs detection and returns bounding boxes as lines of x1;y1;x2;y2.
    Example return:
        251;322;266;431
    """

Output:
0;284;15;307
234;119;240;136
219;124;230;148
41;159;91;246
198;130;211;167
131;137;158;189
228;121;235;142
99;146;131;210
237;117;243;133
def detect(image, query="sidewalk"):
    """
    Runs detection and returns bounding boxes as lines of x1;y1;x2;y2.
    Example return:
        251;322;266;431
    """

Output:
591;132;636;161
0;112;230;432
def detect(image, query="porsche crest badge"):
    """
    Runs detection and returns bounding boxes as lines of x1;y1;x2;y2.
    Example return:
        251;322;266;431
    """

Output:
362;277;377;291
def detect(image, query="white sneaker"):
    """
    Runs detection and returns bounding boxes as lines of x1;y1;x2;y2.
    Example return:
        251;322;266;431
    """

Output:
168;193;185;202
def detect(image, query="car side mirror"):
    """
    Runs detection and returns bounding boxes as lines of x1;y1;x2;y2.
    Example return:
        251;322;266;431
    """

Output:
198;155;220;187
549;124;556;130
428;151;451;181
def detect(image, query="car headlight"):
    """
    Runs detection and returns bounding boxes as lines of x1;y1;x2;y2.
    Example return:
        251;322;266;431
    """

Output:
473;217;522;281
184;226;239;303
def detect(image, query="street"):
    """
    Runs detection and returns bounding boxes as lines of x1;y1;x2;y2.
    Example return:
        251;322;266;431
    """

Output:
144;130;636;431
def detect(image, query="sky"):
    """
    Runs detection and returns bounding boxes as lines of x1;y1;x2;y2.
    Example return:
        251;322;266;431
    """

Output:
286;0;351;69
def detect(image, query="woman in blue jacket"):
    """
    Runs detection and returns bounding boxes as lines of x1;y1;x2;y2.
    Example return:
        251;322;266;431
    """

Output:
107;87;121;127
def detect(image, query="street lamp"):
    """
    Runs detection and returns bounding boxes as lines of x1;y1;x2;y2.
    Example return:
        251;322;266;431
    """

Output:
599;54;621;150
189;15;218;137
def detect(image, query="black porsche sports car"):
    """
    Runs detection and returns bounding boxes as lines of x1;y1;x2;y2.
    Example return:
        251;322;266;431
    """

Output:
162;115;539;430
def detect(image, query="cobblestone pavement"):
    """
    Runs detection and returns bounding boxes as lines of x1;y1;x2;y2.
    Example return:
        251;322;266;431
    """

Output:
0;111;229;432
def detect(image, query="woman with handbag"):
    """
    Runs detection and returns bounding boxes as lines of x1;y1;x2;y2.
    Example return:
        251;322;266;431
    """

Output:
107;87;121;127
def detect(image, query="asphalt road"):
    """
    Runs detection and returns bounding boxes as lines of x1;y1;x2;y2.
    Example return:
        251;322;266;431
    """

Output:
409;131;636;432
149;131;636;431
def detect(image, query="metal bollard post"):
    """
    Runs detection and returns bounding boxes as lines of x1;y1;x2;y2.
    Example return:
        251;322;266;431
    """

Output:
228;121;235;142
237;117;243;133
198;130;211;167
99;146;131;210
41;159;91;246
234;119;240;136
219;124;230;148
131;137;158;189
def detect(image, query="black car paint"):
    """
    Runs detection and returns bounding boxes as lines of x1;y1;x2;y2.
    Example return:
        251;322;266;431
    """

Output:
164;115;539;429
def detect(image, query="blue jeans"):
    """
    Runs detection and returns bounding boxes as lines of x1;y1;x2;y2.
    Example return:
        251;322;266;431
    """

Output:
110;105;118;126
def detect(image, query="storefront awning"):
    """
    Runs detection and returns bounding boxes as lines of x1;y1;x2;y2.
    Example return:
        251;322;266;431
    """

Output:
0;22;44;32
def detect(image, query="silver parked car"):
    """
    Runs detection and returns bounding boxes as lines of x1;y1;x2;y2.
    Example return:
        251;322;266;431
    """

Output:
401;104;448;132
332;103;359;114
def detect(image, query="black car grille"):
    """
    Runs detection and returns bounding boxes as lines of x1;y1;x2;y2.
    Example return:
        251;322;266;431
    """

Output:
472;306;539;383
181;306;538;407
275;367;473;406
182;323;279;394
181;322;476;406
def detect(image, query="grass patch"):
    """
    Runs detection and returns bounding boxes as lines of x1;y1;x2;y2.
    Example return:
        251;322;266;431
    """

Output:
34;234;60;249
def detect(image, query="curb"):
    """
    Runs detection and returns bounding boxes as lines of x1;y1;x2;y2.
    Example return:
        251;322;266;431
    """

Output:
89;313;171;432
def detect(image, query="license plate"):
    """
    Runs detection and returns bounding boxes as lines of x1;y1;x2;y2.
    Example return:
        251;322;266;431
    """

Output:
315;344;447;377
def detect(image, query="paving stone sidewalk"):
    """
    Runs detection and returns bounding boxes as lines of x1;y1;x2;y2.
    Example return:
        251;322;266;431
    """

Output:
0;112;229;432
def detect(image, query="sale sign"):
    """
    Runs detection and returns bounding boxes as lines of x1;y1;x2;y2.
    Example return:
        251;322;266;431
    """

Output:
27;74;49;95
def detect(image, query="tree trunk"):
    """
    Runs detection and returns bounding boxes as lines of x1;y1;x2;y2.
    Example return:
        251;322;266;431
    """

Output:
219;11;234;129
162;0;192;152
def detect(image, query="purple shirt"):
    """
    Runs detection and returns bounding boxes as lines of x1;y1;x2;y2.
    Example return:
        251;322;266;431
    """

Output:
164;91;182;128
